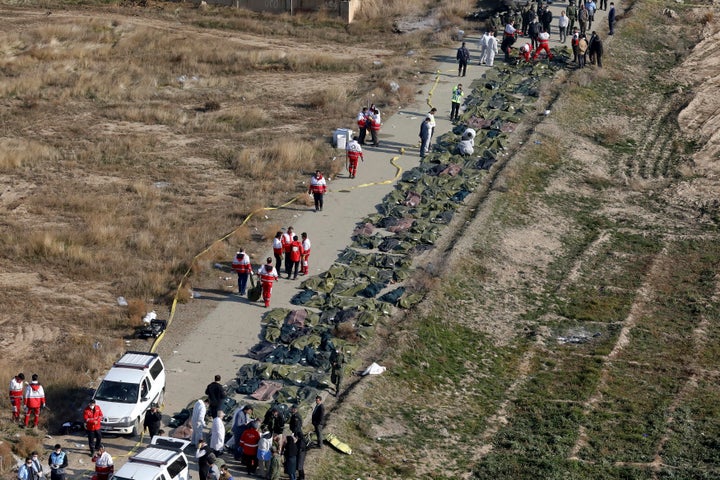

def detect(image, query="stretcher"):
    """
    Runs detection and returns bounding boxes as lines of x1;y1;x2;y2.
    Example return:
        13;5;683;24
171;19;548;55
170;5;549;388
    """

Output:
324;432;352;454
247;274;262;302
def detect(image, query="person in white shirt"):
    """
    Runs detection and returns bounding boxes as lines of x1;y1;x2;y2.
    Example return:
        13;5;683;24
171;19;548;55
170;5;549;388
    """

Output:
210;411;226;456
191;398;208;446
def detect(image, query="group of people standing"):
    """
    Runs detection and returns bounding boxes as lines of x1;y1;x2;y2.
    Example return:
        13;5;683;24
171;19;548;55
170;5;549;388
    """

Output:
475;0;615;65
9;372;46;428
355;105;381;147
192;375;327;480
241;225;312;308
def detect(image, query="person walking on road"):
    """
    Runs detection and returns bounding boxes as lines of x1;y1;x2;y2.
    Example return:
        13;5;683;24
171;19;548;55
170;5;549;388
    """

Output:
24;374;45;428
231;249;252;296
346;135;363;179
450;84;463;122
205;375;226;419
311;396;324;449
83;399;103;455
9;372;25;423
308;171;327;212
456;41;470;77
301;232;311;276
258;258;279;308
191;398;208;446
272;232;283;273
287;235;303;280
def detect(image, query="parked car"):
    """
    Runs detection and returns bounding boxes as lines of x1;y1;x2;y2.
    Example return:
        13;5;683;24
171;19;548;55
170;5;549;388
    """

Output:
111;436;191;480
93;351;166;436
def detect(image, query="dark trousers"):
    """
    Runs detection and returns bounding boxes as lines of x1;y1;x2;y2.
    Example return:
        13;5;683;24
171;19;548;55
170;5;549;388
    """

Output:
274;252;282;272
284;252;292;275
288;260;300;279
237;273;249;295
450;102;460;122
313;423;323;448
312;193;324;211
358;127;367;145
369;128;378;146
458;60;467;76
88;430;102;453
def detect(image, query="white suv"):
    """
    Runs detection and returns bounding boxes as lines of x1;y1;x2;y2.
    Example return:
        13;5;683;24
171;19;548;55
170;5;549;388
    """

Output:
111;436;191;480
93;351;166;436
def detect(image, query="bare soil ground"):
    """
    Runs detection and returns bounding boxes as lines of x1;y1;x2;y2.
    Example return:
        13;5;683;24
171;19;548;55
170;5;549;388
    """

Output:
3;0;720;477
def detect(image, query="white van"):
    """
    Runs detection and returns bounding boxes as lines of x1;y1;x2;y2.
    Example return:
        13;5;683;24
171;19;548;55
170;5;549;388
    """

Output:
93;351;166;436
111;436;191;480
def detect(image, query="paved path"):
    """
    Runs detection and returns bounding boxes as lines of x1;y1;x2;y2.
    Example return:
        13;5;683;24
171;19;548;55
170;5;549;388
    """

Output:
158;10;576;476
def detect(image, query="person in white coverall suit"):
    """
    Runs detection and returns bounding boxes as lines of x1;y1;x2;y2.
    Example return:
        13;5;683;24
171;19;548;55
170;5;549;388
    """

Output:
485;32;498;67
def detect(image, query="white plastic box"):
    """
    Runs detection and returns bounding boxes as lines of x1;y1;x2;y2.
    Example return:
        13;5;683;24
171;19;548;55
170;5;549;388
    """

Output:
333;128;353;149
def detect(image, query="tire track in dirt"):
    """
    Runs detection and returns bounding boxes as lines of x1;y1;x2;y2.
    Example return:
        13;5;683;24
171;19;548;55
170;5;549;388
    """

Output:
623;96;685;182
567;244;668;461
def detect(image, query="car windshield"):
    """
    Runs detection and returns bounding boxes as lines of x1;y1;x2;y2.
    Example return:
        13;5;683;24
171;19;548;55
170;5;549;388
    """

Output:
94;380;139;404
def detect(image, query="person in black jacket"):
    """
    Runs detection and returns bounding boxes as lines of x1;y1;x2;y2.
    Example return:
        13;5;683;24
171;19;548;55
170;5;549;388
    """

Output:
204;375;225;418
288;405;303;437
456;42;470;77
296;433;307;480
311;396;324;449
143;404;163;439
284;435;298;480
588;31;604;67
262;407;286;452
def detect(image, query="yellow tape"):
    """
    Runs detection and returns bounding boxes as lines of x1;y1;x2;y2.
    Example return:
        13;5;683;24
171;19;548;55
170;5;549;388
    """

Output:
426;69;441;109
151;153;404;354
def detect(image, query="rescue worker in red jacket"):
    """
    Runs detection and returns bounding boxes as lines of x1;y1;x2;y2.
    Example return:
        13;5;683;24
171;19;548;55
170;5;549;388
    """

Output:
519;42;533;62
257;258;279;308
231;249;253;296
532;28;554;60
287;236;304;280
239;421;261;476
356;107;368;145
281;227;294;277
308;171;327;212
24;374;45;428
83;399;103;455
368;108;381;147
92;445;113;480
301;232;311;276
346;136;363;179
272;232;283;273
9;372;25;422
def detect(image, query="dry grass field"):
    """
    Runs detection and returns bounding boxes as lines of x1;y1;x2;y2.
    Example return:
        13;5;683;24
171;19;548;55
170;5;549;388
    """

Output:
0;0;476;437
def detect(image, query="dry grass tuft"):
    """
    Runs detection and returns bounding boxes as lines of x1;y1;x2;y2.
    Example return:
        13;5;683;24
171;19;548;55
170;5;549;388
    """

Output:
0;138;59;170
127;299;149;327
13;434;44;458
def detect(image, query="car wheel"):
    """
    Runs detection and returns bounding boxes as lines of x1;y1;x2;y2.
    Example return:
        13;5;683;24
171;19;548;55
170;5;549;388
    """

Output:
131;416;141;437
